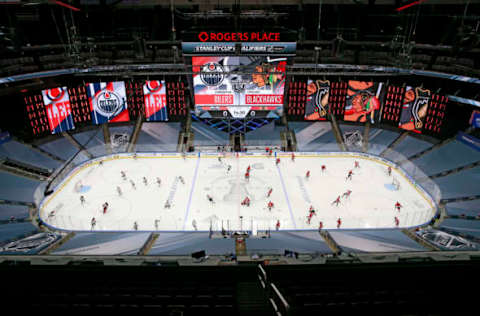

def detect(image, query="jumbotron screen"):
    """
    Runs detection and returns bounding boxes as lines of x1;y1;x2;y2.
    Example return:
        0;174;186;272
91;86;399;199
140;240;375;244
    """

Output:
192;56;286;118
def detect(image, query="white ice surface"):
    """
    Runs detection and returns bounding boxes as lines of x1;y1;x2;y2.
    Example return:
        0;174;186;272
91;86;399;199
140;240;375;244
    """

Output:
39;152;436;232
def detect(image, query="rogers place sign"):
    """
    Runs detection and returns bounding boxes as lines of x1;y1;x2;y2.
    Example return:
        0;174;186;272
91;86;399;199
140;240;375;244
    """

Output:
198;32;281;42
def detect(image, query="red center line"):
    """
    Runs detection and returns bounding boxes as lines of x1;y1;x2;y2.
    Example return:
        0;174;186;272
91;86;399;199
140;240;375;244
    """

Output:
396;0;427;12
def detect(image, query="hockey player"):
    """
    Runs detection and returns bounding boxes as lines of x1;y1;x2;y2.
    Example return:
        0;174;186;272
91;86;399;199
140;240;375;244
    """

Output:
218;156;222;163
80;195;85;205
133;221;138;231
331;196;341;206
267;187;273;197
121;171;126;180
275;220;280;231
99;160;103;167
245;172;250;181
269;149;273;156
227;165;232;173
337;218;342;229
207;194;215;204
387;166;392;176
165;200;171;209
133;153;137;160
91;217;96;230
130;179;136;190
321;165;326;172
155;219;160;230
117;186;122;196
178;176;185;184
346;170;354;181
395;216;400;227
342;190;352;199
48;210;55;219
143;176;148;186
354;161;360;168
192;219;198;231
241;197;250;207
156;177;161;186
291;152;295;161
267;201;274;211
395;201;402;212
306;170;310;179
102;202;109;214
246;165;251;173
309;205;316;216
318;221;323;231
265;147;270;154
275;158;280;165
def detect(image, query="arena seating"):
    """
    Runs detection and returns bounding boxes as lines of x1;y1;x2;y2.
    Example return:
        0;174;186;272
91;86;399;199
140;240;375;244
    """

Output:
52;232;152;255
0;205;30;221
328;230;426;253
244;123;283;147
39;137;78;161
411;140;480;176
0;140;60;170
433;166;480;199
148;232;235;256
366;128;401;155
191;122;229;147
136;122;181;152
383;135;437;162
445;200;480;217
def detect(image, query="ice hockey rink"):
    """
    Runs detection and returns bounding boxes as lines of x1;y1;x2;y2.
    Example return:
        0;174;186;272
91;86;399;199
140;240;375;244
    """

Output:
39;152;437;232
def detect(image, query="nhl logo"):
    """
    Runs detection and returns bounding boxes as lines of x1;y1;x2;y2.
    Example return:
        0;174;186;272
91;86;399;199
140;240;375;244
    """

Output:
200;62;225;86
95;90;124;117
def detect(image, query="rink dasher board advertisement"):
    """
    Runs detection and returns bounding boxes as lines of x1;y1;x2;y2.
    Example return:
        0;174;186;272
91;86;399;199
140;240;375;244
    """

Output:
192;56;286;119
41;87;75;134
86;81;130;124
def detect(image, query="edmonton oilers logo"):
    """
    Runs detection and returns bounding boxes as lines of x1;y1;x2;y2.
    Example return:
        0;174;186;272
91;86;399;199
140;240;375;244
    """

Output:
45;87;66;102
146;80;163;93
200;62;224;86
95;90;123;117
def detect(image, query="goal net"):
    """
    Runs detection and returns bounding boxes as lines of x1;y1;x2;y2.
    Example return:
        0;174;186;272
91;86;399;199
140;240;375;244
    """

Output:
392;178;401;191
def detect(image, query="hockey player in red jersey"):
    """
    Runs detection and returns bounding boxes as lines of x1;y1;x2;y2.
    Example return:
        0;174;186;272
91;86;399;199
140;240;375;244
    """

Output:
269;149;273;156
337;218;342;229
342;190;352;199
395;201;402;212
291;152;295;161
309;205;316;216
246;165;251;173
306;170;310;179
276;220;280;231
318;221;323;231
102;202;109;214
267;201;274;211
346;170;354;181
354;161;360;168
331;196;341;206
395;216;400;227
321;165;326;172
275;158;280;165
245;172;250;181
387;166;392;176
241;197;250;207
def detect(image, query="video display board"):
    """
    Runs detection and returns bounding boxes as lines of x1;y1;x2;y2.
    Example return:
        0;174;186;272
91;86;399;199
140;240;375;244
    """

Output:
305;79;330;121
86;81;129;124
399;86;431;133
192;56;285;118
344;81;383;124
143;80;168;121
41;87;75;134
